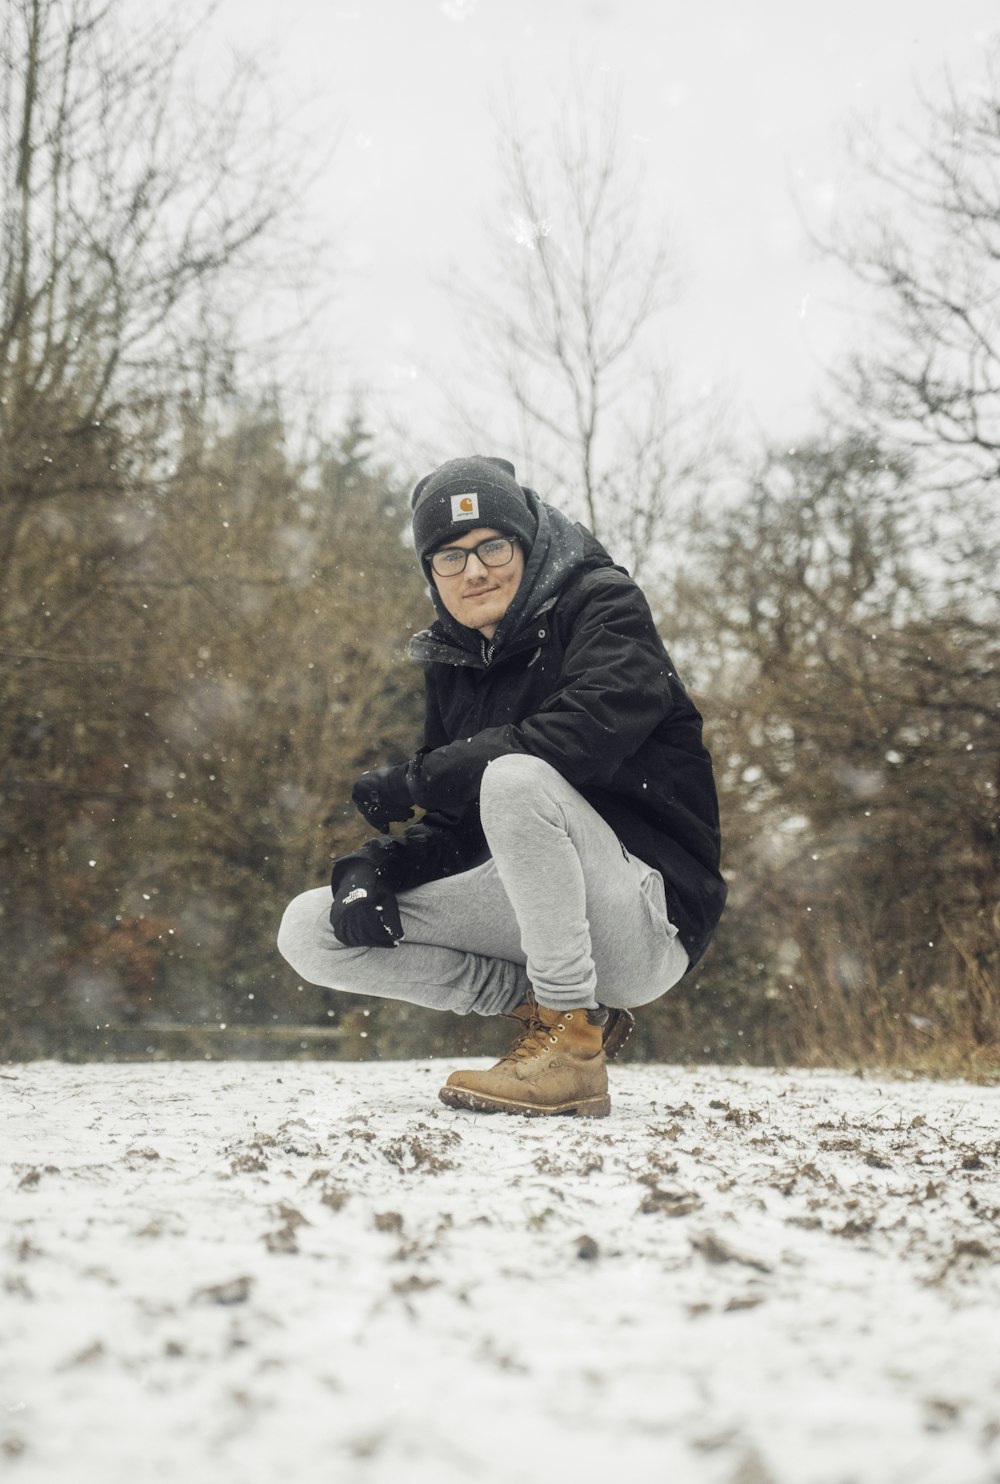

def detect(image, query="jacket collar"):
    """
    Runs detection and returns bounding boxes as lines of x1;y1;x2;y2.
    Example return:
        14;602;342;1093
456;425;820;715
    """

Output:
409;596;558;670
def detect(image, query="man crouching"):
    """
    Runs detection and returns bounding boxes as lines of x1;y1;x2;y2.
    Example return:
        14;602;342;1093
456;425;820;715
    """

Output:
278;455;726;1116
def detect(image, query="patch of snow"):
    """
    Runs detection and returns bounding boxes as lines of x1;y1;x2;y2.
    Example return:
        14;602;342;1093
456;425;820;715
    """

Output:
3;1061;999;1483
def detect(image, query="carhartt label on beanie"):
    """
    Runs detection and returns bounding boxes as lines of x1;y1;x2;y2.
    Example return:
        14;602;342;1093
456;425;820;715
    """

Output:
411;455;537;562
450;492;479;522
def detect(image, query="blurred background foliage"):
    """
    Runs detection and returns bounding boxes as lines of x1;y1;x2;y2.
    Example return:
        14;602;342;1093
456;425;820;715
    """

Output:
1;0;997;1072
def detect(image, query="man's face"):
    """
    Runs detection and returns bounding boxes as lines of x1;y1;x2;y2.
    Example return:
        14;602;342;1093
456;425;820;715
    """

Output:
430;527;526;640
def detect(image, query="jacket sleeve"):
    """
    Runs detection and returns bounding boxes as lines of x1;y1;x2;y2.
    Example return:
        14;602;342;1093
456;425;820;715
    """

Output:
330;673;486;896
407;570;677;811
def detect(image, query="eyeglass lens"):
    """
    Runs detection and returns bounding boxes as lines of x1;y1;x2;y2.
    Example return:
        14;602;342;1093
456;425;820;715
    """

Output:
432;537;514;576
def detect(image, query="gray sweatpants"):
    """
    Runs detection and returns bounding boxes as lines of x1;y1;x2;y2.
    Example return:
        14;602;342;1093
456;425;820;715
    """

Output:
277;754;689;1016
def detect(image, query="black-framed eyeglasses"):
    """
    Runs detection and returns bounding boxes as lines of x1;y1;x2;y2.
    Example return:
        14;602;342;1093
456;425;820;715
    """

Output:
430;535;518;578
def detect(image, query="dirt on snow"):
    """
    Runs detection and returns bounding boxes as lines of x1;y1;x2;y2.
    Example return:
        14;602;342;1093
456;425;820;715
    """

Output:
3;1059;1000;1484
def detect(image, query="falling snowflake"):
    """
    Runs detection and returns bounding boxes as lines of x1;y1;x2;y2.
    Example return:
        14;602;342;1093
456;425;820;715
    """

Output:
508;213;552;251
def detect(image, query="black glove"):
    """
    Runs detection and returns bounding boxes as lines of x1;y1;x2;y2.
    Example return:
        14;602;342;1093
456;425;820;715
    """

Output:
329;860;403;948
351;764;414;834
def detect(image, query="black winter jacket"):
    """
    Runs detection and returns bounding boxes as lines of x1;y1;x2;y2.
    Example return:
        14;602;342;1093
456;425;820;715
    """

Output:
337;496;726;969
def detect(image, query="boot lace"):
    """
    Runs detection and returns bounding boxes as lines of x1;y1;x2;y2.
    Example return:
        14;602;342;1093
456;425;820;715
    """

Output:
503;1008;573;1062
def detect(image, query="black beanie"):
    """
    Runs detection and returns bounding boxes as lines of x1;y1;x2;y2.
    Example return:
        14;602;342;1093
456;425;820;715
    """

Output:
411;456;537;564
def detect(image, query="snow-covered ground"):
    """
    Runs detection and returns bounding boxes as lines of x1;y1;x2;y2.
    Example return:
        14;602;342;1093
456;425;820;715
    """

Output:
3;1059;1000;1484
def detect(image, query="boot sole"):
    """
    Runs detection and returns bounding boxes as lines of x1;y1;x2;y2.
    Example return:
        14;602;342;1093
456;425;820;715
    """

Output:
438;1086;611;1118
603;1008;635;1062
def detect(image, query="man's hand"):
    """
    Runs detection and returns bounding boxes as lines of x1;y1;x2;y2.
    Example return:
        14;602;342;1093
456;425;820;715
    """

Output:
329;861;403;948
351;764;414;834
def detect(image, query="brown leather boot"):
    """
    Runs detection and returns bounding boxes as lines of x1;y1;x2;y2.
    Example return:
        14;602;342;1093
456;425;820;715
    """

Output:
505;994;635;1062
601;1007;636;1061
439;1003;610;1118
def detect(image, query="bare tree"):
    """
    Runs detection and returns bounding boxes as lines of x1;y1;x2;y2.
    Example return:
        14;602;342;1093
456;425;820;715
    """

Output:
446;77;719;578
0;0;312;1048
0;0;302;797
824;43;1000;594
671;435;999;1068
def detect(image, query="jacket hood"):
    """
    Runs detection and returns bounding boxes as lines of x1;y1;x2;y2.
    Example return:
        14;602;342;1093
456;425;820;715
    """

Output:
410;490;623;667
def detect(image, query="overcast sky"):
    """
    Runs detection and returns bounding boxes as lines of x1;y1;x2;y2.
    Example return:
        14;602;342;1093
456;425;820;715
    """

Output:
208;0;997;460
